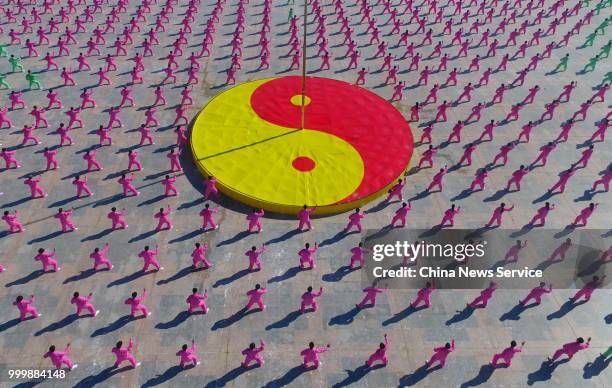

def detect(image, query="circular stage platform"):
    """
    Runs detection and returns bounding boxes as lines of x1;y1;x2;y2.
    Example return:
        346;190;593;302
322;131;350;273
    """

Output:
190;76;413;215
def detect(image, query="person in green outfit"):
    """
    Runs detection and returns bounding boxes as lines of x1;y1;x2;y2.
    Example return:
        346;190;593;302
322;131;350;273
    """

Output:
603;346;612;359
583;55;601;72
553;53;570;73
9;55;23;73
601;71;612;86
584;31;597;47
0;44;8;58
25;70;41;90
599;40;611;58
0;74;11;89
288;7;293;21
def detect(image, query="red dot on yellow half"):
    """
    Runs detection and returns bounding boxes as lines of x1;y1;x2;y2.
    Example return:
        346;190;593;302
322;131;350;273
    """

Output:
292;156;316;172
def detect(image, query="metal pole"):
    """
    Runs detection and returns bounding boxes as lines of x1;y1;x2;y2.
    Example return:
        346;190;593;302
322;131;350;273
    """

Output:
300;0;307;130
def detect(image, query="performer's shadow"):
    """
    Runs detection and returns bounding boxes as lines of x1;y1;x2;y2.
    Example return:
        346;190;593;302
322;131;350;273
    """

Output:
322;265;359;282
461;364;496;387
211;307;258;331
5;269;46;287
35;313;82;336
142;365;191;387
329;306;361;326
263;365;313;388
155;311;192;330
217;230;251;247
0;318;22;333
383;305;427;326
204;364;252;388
213;269;251;288
265;228;302;245
527;359;569;385
500;302;537;321
332;364;384;388
158;266;205;285
91;315;136;337
547;299;587;320
268;266;305;284
398;364;441;386
266;310;302;330
107;269;157;288
605;313;612;324
319;230;354;247
73;366;133;388
583;354;611;379
446;305;475;326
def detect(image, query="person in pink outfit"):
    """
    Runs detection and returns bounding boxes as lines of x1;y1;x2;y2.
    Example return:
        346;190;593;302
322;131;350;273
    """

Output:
301;342;330;369
1;148;20;169
154;206;172;231
520;282;552;305
200;203;219;230
242;340;265;368
192;243;211;269
366;335;389;367
108;207;127;230
44;344;77;370
14;295;41;320
246;244;266;271
2;210;24;232
24;175;46;198
571;276;606;303
246;209;265;233
572;203;598;227
300;286;323;313
297;205;317;231
440;204;460;227
245;284;267;311
529;202;555;226
426;340;455;369
549;337;590;362
468;282;498;308
345;208;365;233
55;208;76;232
186;288;209;314
427;166;449;192
357;284;386;308
177;340;199;368
485;203;514;227
391;202;411;228
204;176;219;199
411;281;435;308
298;242;318;269
138;245;163;272
127;150;142;171
71;292;98;317
491;340;524;368
162;175;178;197
34;248;60;272
549;238;572;262
112;339;140;368
167;148;182;172
73;175;93;197
118;174;139;197
125;289;151;318
386;178;406;202
504;240;527;263
349;242;370;269
90;243;113;270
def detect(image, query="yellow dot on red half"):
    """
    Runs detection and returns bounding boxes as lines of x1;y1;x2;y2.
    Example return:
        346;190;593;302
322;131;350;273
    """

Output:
290;94;311;106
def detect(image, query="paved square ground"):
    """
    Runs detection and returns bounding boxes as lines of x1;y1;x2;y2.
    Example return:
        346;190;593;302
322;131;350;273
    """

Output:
0;0;610;387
